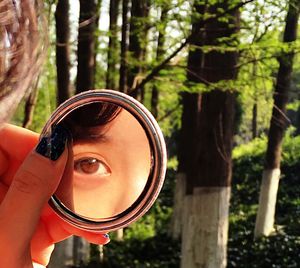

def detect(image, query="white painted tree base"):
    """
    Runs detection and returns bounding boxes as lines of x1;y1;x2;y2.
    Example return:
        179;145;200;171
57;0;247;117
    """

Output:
255;168;281;238
180;187;230;268
115;228;124;241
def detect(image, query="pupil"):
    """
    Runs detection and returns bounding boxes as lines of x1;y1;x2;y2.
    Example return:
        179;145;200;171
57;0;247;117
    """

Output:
80;158;99;174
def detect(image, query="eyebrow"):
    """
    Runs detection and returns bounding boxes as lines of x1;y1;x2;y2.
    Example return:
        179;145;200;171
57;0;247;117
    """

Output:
73;133;111;145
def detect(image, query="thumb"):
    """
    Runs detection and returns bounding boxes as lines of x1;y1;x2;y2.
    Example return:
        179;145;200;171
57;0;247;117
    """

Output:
0;125;69;251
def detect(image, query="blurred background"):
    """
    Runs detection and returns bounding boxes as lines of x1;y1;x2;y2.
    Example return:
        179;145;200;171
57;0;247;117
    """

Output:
10;0;300;267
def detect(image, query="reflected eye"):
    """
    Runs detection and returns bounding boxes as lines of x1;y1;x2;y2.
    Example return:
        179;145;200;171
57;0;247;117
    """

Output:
74;157;111;176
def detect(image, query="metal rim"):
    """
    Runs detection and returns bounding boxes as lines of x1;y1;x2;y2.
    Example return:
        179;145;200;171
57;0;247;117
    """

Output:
41;89;167;232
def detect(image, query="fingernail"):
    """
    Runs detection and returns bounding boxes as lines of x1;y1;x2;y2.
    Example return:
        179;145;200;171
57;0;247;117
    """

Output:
103;233;109;239
36;125;69;161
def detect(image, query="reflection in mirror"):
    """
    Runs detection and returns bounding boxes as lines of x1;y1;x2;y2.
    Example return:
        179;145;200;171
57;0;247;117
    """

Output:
54;102;152;219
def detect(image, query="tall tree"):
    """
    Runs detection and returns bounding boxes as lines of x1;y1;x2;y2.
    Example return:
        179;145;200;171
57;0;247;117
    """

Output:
180;1;239;267
55;0;71;105
106;0;120;90
170;1;205;239
76;0;98;93
151;2;169;118
127;0;150;100
254;0;300;238
119;0;129;93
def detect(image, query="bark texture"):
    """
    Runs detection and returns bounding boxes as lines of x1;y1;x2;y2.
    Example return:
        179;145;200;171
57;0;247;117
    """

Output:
187;3;239;192
170;173;186;239
106;0;120;90
127;0;150;99
264;0;299;170
151;4;169;118
23;83;38;128
180;2;239;267
55;0;71;105
76;0;97;93
255;0;300;238
119;0;129;92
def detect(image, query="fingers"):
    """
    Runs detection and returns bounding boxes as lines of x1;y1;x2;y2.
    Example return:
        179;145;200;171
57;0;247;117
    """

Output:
30;219;57;266
79;232;110;245
0;124;38;186
0;126;69;255
0;124;39;161
0;149;8;176
0;150;68;250
40;207;110;245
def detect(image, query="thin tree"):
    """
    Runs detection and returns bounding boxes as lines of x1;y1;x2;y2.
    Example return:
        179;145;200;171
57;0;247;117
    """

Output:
106;0;120;90
23;81;39;128
254;0;300;238
119;0;129;93
170;0;205;239
127;0;150;100
180;1;239;267
55;0;71;105
151;2;169;118
76;0;98;93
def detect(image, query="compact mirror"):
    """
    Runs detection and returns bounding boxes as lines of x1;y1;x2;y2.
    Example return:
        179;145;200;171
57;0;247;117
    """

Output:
40;90;166;232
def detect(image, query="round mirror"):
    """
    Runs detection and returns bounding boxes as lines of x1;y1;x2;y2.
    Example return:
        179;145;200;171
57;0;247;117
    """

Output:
40;90;166;232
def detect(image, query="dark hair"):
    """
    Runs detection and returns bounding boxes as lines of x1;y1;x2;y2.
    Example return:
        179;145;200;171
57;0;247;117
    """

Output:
0;0;46;123
60;102;122;140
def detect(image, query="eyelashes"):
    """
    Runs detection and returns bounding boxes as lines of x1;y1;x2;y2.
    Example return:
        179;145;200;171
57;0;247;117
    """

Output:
74;156;111;177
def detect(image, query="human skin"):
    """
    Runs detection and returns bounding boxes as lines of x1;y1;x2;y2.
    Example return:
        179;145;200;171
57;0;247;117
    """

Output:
61;108;151;218
0;124;109;267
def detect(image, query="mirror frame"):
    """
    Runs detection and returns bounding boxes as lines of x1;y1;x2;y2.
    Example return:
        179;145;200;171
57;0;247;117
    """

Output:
40;89;167;232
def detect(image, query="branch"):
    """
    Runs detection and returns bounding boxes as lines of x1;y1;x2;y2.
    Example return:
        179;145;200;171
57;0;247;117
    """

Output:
129;0;255;96
157;103;180;122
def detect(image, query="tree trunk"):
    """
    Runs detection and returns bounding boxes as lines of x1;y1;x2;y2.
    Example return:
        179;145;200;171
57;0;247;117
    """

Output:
151;4;169;118
76;0;97;93
252;61;258;139
106;0;120;90
23;82;39;128
73;236;89;266
180;2;239;267
171;92;200;239
93;0;102;87
55;0;71;105
181;188;230;268
252;102;257;139
170;172;186;239
119;0;129;93
254;0;300;238
127;0;150;99
171;0;205;241
48;238;74;268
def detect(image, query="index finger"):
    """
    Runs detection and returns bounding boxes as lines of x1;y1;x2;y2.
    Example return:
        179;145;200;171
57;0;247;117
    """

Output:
0;124;39;161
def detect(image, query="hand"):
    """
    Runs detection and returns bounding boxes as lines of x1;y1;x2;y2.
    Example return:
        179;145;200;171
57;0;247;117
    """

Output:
0;124;109;267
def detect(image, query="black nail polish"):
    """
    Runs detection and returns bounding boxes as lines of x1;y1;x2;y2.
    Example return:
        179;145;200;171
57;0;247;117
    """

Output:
103;233;110;239
36;125;69;160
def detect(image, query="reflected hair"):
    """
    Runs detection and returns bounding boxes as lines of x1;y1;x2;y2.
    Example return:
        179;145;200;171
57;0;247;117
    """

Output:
61;102;122;140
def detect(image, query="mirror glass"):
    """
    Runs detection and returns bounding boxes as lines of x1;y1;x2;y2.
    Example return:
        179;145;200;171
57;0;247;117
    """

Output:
53;101;152;219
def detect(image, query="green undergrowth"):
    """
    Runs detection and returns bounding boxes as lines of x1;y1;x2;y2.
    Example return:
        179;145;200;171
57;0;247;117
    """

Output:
228;133;300;267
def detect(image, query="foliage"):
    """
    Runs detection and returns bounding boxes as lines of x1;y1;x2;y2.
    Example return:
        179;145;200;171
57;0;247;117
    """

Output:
228;133;300;267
